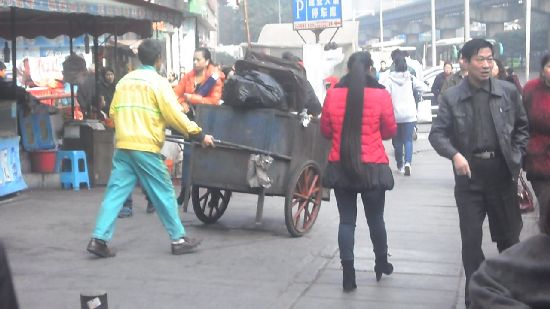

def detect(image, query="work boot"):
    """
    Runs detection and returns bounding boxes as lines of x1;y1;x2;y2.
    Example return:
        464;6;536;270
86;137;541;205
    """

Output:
341;260;357;292
171;237;201;255
86;238;116;258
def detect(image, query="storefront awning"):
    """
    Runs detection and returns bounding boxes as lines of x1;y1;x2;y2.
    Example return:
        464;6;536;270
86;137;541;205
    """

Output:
0;0;184;39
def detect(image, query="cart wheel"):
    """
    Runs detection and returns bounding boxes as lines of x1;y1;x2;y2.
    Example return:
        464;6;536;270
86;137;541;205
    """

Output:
284;161;322;237
192;186;232;224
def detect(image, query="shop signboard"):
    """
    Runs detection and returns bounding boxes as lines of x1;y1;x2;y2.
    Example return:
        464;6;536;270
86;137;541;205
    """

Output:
189;0;207;14
0;136;27;197
292;0;342;31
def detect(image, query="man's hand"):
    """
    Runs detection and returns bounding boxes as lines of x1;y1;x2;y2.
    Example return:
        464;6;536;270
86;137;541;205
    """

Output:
201;134;215;147
452;153;471;178
181;102;190;114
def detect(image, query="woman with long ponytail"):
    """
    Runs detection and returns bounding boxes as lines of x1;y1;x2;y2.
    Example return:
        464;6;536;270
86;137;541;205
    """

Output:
320;51;397;291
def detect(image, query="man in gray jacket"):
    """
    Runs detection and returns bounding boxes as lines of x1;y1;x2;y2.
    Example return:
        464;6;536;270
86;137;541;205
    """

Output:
428;38;529;307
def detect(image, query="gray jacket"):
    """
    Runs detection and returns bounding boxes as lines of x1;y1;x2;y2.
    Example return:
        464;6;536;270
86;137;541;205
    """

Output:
469;234;550;309
429;77;529;181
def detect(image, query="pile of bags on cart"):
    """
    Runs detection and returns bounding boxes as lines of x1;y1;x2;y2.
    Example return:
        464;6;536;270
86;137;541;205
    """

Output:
222;51;321;116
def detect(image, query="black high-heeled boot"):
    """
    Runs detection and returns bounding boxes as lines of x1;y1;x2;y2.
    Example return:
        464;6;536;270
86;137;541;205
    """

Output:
374;255;393;282
341;260;357;292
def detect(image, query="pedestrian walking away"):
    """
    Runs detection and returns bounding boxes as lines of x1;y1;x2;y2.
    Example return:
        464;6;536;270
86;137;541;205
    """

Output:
429;38;529;307
321;51;397;292
86;39;215;258
382;55;428;176
522;52;550;217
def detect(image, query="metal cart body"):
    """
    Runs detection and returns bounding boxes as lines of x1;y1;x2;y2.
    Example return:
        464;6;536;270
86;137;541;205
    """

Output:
180;104;330;236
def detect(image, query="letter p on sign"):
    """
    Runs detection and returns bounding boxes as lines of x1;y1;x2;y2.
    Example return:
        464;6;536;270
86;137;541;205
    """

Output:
296;0;304;19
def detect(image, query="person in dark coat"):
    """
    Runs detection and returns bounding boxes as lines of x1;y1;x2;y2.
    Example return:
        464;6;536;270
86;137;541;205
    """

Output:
469;199;550;309
321;51;397;291
0;241;19;309
429;39;529;307
98;67;116;116
431;61;453;104
522;52;550;217
439;52;468;98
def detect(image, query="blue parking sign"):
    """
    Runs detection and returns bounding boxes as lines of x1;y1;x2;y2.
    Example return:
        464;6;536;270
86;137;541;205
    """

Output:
292;0;342;30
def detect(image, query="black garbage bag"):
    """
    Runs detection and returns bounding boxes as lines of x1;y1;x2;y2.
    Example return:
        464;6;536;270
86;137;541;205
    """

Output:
223;70;288;110
234;52;304;112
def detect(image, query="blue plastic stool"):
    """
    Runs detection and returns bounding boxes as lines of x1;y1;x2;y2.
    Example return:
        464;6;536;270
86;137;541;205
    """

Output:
55;150;91;191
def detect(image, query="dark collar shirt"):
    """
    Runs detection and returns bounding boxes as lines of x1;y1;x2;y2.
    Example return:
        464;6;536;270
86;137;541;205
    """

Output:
469;79;499;153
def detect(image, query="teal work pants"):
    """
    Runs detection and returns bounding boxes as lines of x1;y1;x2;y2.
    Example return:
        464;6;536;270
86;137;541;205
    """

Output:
92;149;185;241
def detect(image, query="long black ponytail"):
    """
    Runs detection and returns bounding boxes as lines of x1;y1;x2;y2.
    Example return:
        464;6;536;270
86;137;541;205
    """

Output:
340;51;372;179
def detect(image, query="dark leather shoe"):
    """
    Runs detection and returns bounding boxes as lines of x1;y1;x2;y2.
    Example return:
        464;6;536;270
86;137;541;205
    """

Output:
146;202;155;214
171;237;201;255
87;238;116;258
117;206;133;218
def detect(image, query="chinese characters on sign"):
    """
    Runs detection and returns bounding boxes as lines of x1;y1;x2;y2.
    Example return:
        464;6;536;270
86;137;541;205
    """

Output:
292;0;342;31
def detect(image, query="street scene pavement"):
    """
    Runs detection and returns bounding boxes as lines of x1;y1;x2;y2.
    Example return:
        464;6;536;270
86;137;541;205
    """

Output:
0;124;539;309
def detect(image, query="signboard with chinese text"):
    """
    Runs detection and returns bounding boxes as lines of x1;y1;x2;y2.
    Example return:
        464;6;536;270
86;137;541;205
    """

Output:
292;0;342;31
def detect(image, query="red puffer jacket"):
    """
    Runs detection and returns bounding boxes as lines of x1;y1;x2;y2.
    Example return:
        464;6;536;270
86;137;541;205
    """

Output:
320;87;397;163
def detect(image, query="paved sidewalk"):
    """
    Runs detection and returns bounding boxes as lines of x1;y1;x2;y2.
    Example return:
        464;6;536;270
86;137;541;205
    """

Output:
0;124;539;309
292;125;539;309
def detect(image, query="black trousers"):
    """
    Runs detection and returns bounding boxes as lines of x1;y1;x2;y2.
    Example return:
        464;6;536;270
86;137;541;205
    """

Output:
334;188;388;262
454;156;522;307
0;242;18;309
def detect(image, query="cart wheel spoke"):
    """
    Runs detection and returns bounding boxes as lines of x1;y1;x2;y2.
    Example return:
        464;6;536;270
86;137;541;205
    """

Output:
192;186;232;224
293;199;307;224
293;193;309;200
307;175;319;195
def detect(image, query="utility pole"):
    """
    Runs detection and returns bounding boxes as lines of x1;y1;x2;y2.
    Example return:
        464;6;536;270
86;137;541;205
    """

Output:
379;0;384;44
431;0;436;67
242;0;252;47
464;0;470;42
278;0;281;24
526;0;531;80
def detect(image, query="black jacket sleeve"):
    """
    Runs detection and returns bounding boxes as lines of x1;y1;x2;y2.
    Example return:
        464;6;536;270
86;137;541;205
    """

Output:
304;80;322;116
431;73;444;97
429;91;459;160
511;88;529;158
